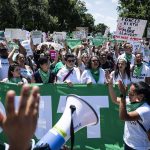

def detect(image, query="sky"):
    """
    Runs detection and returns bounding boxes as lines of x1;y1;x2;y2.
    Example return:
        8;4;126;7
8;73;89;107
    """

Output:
83;0;119;32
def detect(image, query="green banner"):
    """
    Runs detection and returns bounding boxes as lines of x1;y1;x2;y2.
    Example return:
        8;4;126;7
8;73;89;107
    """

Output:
0;83;124;149
92;38;107;46
66;39;81;49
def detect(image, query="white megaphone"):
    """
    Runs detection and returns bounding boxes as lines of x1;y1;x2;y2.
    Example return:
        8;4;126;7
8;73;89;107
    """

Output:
35;94;98;150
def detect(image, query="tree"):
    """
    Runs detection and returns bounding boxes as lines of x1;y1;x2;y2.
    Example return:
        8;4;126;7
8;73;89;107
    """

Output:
0;0;18;29
0;0;97;33
93;23;107;35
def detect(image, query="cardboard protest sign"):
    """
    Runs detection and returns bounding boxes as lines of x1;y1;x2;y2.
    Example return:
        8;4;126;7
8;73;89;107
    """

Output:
104;27;110;37
53;32;66;42
147;27;150;38
73;31;86;39
5;29;26;41
115;17;147;41
131;42;141;54
31;31;42;45
21;40;33;56
76;27;88;37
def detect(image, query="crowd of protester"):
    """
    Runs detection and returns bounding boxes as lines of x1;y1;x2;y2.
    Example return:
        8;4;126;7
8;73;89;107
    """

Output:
0;35;150;86
0;34;150;149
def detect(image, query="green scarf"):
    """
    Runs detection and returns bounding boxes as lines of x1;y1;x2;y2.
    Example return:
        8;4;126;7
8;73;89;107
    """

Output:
90;69;99;83
39;68;50;84
133;63;143;77
9;77;22;83
125;53;132;62
126;101;145;112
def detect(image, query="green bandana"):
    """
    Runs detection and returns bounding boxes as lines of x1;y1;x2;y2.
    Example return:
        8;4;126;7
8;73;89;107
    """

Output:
126;101;144;112
9;77;22;83
39;68;50;83
125;53;132;62
133;63;143;77
90;69;99;83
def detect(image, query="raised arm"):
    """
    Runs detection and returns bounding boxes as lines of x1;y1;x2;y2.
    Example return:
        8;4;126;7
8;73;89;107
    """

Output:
8;47;16;65
105;71;120;105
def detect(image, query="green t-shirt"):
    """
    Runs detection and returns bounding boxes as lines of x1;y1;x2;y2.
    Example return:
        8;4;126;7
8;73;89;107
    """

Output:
52;62;64;74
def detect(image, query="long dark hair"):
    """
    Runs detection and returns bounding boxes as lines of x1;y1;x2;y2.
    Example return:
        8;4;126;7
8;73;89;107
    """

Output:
115;59;131;80
8;63;20;80
132;81;150;105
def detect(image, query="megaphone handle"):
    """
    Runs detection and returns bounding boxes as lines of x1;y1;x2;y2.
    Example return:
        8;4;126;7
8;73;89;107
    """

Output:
70;105;76;150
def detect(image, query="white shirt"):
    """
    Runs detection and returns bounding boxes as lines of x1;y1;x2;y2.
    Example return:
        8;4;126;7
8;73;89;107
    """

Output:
131;64;150;83
57;66;81;83
20;67;33;80
110;71;131;86
124;103;150;150
81;68;106;84
0;57;9;81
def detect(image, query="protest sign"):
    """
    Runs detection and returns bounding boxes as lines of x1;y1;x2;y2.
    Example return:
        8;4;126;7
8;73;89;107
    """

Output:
147;27;150;38
21;40;33;56
73;31;86;39
5;28;26;41
131;42;141;54
31;30;42;45
115;17;147;41
104;27;110;37
76;27;88;36
53;32;66;42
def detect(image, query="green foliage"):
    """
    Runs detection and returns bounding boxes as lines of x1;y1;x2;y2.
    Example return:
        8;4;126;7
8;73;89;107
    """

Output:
0;0;99;32
93;23;107;35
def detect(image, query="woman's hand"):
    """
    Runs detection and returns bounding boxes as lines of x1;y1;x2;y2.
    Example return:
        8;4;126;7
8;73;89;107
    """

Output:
66;82;73;87
105;71;113;86
118;80;127;96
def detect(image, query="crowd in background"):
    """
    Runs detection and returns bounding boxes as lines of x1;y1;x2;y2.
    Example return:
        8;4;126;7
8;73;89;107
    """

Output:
0;33;150;149
0;34;150;87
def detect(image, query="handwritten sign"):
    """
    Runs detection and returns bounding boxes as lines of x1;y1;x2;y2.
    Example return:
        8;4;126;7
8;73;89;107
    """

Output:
53;32;66;42
115;17;147;41
31;30;42;45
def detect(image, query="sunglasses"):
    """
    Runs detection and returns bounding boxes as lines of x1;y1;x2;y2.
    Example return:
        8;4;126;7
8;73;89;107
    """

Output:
91;60;99;62
67;59;75;63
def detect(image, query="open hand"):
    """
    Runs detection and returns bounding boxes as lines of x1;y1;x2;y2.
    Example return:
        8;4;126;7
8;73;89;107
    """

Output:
0;84;40;150
118;80;127;96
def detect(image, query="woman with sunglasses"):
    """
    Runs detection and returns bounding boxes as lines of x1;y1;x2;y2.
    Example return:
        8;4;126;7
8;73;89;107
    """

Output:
1;63;28;84
81;56;106;84
56;53;81;86
8;49;33;83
